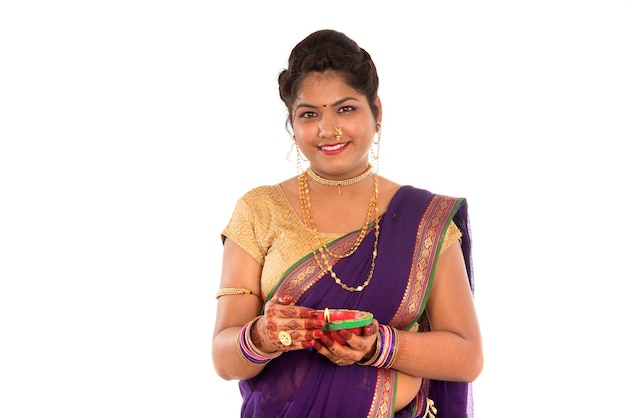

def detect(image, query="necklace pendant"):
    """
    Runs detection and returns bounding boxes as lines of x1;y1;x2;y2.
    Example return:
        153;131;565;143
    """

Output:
337;183;342;195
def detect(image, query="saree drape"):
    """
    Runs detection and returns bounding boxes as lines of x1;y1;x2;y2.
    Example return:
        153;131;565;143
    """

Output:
238;185;474;418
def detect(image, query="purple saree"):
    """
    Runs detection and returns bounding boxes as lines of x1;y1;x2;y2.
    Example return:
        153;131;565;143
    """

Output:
239;186;474;418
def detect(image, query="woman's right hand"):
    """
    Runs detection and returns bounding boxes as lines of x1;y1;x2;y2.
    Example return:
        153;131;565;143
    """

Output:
255;293;326;352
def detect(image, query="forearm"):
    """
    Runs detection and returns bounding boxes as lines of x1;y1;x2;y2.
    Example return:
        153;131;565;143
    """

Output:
390;329;483;382
212;325;278;381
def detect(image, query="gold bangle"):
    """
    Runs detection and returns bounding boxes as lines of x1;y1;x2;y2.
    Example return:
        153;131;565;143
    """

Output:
216;288;264;305
216;287;253;298
357;331;381;366
246;315;281;358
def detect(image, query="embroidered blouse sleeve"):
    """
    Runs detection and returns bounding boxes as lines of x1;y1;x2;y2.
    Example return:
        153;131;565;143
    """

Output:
441;221;462;252
221;196;266;265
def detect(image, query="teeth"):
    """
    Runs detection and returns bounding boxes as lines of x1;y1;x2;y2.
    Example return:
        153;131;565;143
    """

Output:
321;143;345;151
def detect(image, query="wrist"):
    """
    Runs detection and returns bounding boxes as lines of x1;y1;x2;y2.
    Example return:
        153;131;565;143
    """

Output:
359;335;379;364
250;315;280;354
237;315;281;365
356;324;398;368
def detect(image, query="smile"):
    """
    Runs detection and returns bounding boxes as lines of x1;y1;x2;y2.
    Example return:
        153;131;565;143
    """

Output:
320;143;347;152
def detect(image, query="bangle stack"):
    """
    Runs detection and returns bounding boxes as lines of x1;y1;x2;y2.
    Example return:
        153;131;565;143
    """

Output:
237;315;282;365
357;324;398;369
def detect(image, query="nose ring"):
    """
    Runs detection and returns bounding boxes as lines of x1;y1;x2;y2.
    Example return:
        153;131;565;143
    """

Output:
334;126;342;141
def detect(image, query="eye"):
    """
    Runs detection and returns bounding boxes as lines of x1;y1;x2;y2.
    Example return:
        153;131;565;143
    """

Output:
299;111;317;119
338;105;355;113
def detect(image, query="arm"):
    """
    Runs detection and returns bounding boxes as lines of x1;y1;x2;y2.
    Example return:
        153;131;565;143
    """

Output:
320;240;483;380
212;239;326;380
390;240;483;381
212;238;265;380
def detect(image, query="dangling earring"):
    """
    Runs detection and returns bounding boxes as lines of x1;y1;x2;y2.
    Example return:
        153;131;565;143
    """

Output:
370;123;381;174
293;136;307;174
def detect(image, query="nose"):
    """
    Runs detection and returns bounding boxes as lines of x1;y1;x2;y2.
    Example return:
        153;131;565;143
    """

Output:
318;115;337;139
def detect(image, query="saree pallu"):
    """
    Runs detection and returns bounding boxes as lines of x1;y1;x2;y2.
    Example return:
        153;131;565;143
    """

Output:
239;186;474;418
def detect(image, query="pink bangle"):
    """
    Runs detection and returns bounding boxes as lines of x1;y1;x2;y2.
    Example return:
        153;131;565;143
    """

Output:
237;315;281;365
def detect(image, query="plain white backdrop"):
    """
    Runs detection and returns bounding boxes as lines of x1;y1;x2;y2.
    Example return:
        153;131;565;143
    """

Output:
1;1;625;416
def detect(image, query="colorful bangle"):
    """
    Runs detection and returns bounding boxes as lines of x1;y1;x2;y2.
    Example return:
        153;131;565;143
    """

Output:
356;324;398;369
373;325;397;369
237;315;281;365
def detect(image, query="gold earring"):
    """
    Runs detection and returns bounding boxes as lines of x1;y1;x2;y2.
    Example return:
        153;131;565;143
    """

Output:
294;140;307;174
334;126;342;141
370;125;381;174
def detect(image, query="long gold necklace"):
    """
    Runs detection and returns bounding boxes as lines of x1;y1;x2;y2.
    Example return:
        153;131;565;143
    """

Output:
306;164;372;195
298;170;380;292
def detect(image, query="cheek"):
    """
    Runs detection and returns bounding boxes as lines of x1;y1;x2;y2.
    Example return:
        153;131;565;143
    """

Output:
293;124;316;142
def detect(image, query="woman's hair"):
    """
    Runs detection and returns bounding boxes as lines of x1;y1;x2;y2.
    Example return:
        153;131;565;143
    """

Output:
278;29;380;130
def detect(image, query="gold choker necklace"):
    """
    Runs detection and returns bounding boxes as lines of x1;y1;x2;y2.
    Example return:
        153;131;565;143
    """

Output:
298;170;380;292
306;164;372;195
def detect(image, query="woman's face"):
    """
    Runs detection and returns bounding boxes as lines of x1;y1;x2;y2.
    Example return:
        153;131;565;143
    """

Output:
291;71;381;180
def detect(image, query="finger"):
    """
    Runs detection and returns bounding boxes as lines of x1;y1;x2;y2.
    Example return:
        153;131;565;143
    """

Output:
294;329;324;342
313;343;355;366
276;293;293;305
362;323;378;336
274;304;316;319
273;329;316;351
333;357;352;366
266;302;314;322
341;330;369;351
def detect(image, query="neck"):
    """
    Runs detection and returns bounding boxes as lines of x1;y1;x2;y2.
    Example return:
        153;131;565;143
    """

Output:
306;164;372;195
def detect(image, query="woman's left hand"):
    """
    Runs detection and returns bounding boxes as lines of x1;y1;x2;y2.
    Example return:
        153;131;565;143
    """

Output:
313;319;379;366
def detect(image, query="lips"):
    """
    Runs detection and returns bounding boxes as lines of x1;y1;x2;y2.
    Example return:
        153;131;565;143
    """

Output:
320;142;347;152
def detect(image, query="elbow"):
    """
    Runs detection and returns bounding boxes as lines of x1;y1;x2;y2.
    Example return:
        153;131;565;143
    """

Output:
461;347;484;382
212;361;231;381
213;363;235;381
458;331;483;382
216;371;237;381
465;353;483;382
212;344;238;381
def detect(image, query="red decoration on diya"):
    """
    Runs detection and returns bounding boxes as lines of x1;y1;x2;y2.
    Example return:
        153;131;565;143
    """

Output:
315;308;373;345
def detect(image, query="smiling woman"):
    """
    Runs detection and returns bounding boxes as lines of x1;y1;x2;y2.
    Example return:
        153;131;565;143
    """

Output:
211;29;483;418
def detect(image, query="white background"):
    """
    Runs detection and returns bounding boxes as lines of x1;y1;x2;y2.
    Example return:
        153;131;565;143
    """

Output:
1;1;625;417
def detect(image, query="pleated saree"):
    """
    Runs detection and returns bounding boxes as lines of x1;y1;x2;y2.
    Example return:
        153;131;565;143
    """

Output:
222;185;474;418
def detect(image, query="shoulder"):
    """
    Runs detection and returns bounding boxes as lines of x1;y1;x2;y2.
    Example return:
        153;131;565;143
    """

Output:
393;184;465;206
223;184;292;253
230;183;298;228
239;184;282;200
235;184;286;210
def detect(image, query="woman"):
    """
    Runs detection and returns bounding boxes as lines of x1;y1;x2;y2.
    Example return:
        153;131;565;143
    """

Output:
212;29;483;417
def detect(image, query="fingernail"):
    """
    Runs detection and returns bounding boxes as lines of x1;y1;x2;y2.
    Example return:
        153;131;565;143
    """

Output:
277;294;292;304
313;330;323;338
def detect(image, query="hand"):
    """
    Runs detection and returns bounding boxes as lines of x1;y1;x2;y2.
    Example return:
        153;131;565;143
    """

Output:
314;319;379;366
258;293;325;352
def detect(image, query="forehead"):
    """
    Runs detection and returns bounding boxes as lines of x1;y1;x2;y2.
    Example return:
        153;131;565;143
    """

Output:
295;71;361;103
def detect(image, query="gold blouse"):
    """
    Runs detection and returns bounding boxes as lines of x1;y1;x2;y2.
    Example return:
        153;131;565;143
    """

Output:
222;185;461;300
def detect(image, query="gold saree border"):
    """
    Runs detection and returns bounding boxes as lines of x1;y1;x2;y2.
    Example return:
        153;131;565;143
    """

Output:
393;195;463;330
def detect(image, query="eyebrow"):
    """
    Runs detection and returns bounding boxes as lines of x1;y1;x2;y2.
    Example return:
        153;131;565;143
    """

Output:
294;97;360;111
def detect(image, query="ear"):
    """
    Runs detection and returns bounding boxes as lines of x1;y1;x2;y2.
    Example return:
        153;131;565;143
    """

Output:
375;96;382;125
